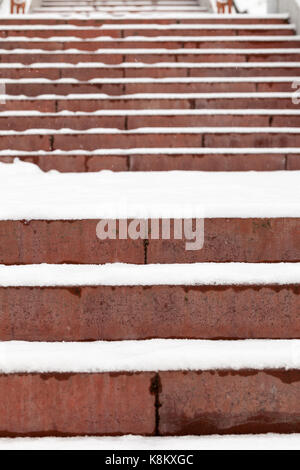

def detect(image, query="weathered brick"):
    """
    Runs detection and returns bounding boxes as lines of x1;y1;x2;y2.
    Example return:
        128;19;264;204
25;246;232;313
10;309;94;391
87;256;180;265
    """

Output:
57;98;191;112
124;67;188;78
190;67;300;77
0;373;155;436
61;67;124;80
0;116;125;131
0;68;60;79
5;83;124;96
0;135;51;151
129;154;286;171
194;98;294;109
204;132;300;148
287;155;300;170
2;28;121;38
127;115;269;129
5;53;124;64
177;53;246;62
272;116;300;127
3;100;56;112
159;370;300;435
147;218;300;263
124;82;256;93
86;155;128;172
53;133;204;150
0;220;144;264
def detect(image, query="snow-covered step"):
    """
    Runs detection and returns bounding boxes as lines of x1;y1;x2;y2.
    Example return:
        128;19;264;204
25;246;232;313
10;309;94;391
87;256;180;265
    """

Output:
33;6;208;11
0;160;298;264
40;1;200;4
0;341;300;436
0;263;299;341
0;435;298;451
0;23;294;30
1;339;300;373
0;14;290;24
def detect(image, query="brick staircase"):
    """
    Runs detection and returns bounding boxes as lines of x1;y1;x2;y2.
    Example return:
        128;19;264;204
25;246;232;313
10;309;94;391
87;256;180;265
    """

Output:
0;1;300;442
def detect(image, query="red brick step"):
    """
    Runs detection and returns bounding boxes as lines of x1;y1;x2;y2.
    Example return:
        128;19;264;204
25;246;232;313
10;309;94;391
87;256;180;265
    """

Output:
0;282;299;341
0;218;298;265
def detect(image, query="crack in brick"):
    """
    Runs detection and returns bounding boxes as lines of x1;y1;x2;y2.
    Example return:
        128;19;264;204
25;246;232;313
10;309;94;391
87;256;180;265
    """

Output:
150;373;162;436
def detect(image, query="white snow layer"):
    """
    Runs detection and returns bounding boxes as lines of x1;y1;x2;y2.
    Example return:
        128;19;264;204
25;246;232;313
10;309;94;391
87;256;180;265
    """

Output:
0;61;298;68
1;340;300;373
1;147;300;154
0;263;299;286
0;13;288;19
0;35;298;42
0;434;299;451
0;47;298;53
0;127;299;135
0;160;299;219
0;24;294;30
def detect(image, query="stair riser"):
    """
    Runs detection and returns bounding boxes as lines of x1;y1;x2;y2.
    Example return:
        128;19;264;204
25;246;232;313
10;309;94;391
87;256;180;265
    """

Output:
2;115;300;131
1;41;299;50
2;98;296;111
1;133;299;151
1;67;300;79
0;29;295;38
0;19;290;26
2;53;300;64
0;371;299;436
0;153;295;172
0;285;299;341
129;153;294;172
1;153;294;172
0;219;298;264
2;82;295;95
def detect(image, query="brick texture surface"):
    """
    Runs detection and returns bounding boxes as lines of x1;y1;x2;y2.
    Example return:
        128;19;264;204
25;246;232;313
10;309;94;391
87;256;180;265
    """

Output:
0;285;299;341
0;218;298;264
0;373;155;436
159;370;300;435
147;218;300;263
0;220;144;264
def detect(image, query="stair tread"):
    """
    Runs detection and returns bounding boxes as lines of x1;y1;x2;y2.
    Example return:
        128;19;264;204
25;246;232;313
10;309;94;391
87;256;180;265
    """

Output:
0;338;299;373
0;160;299;219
